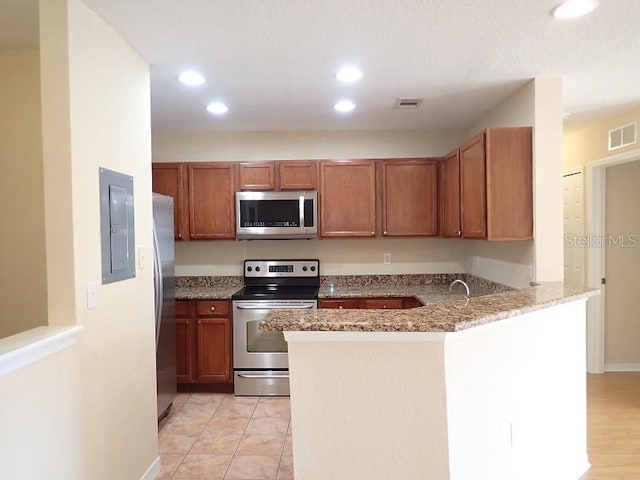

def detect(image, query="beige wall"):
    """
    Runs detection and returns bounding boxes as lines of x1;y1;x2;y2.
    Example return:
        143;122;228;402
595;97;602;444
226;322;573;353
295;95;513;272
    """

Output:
0;0;158;478
462;77;564;286
604;161;640;366
0;49;48;337
176;238;467;276
152;129;464;162
564;105;640;170
156;129;471;276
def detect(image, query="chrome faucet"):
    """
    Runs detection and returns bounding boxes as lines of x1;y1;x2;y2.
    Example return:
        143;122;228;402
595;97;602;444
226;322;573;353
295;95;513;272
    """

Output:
449;279;471;298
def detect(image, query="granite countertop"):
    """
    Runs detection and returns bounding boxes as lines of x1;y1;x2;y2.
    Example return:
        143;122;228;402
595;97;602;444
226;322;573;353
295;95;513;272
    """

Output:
261;283;599;333
175;285;241;300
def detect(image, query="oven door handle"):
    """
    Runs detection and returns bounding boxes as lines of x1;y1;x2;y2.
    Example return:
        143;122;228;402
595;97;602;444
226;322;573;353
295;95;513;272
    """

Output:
237;373;290;379
235;305;315;310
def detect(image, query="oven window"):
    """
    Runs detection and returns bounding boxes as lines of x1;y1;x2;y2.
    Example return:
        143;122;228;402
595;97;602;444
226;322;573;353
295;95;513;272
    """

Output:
246;320;288;353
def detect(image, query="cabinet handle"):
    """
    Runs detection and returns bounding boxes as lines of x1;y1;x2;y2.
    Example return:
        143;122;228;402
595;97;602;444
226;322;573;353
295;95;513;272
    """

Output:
198;320;202;325
384;231;388;235
210;306;216;311
383;305;387;309
186;320;190;325
338;305;344;309
178;233;182;239
457;230;461;236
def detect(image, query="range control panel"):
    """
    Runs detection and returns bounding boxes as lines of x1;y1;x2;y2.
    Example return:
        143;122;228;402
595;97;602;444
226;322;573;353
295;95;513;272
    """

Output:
243;259;320;278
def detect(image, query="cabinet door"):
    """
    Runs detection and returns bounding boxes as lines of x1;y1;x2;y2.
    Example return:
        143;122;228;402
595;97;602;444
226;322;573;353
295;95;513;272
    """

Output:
188;163;236;239
151;163;188;240
238;162;276;190
319;298;361;309
382;159;438;237
320;160;377;237
196;318;232;382
460;134;487;238
439;151;461;237
485;127;533;240
278;160;317;190
175;301;194;383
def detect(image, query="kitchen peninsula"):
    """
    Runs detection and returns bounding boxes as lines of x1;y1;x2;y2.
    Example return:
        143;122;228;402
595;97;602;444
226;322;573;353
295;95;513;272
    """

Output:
262;283;597;480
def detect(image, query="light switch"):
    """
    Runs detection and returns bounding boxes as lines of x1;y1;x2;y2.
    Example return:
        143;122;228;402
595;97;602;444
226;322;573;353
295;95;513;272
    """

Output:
87;282;97;309
138;246;145;270
383;253;391;265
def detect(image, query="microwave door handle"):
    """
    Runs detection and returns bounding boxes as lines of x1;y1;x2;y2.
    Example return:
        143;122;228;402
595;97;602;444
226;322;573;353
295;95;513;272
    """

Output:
299;195;304;230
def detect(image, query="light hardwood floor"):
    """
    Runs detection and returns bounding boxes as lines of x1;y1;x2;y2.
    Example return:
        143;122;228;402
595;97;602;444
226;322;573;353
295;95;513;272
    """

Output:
580;372;640;479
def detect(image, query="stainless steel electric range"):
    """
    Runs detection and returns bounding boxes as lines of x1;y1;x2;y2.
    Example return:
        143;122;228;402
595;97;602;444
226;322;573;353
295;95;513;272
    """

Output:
232;259;320;396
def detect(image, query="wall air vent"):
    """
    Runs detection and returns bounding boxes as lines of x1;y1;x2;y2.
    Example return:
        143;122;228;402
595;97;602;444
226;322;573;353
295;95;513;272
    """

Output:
608;122;637;151
393;98;423;109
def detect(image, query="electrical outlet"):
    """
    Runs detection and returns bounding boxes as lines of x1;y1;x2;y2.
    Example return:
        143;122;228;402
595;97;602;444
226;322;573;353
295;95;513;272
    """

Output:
383;253;391;265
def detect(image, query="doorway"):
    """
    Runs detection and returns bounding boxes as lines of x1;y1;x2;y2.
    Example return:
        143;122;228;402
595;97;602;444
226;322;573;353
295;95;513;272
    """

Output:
585;148;640;373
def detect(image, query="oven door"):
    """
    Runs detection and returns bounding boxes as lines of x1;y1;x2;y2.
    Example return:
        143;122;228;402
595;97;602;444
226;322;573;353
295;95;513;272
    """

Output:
233;300;317;370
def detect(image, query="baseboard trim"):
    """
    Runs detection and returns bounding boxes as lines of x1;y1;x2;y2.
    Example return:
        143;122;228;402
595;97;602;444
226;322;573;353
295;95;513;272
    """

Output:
140;456;160;480
604;363;640;372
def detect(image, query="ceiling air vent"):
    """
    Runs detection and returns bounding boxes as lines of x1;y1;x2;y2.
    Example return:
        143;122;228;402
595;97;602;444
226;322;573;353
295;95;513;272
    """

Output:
394;98;423;109
608;122;637;151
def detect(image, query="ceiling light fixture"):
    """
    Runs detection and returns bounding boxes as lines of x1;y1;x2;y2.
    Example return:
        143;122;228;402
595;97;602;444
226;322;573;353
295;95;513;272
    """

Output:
551;0;599;20
178;70;206;86
334;100;356;113
335;66;363;83
206;101;229;115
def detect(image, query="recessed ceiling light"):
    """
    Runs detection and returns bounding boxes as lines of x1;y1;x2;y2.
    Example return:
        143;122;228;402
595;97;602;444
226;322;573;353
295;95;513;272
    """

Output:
335;66;363;83
552;0;599;20
334;100;356;113
178;70;206;86
206;101;229;115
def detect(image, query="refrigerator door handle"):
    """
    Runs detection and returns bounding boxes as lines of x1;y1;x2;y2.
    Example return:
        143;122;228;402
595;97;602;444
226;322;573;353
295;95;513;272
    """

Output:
152;222;164;349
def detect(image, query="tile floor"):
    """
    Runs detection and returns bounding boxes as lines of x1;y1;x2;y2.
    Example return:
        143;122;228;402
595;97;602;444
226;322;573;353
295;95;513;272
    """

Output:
158;393;293;479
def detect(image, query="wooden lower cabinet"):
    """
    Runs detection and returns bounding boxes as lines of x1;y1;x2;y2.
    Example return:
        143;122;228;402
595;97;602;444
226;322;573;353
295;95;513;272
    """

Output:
176;299;233;390
319;297;421;309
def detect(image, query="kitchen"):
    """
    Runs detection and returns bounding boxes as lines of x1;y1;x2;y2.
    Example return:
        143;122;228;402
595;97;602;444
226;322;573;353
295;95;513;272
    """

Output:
1;0;638;479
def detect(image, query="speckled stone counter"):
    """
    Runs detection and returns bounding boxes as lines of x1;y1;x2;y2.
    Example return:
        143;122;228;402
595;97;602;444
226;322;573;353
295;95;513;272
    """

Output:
175;276;242;300
262;283;599;333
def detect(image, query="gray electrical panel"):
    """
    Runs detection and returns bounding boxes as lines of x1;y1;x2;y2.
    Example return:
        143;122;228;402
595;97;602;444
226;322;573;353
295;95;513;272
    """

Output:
99;167;135;284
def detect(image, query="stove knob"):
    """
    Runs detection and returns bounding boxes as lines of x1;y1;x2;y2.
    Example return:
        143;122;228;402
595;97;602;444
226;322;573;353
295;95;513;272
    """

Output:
247;266;253;272
255;266;261;272
310;266;316;272
302;266;308;272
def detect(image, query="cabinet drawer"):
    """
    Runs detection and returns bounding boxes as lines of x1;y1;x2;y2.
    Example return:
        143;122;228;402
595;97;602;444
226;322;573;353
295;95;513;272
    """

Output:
196;300;230;316
319;299;361;309
361;298;404;310
175;300;192;316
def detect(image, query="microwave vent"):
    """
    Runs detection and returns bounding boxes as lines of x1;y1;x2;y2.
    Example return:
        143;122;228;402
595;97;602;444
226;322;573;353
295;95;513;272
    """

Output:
394;98;423;109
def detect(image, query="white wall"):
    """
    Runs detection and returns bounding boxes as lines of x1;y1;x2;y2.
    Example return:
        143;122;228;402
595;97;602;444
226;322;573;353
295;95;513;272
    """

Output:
0;49;48;338
0;0;159;478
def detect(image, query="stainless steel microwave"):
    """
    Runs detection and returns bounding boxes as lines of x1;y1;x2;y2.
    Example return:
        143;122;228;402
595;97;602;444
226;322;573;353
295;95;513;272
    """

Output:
235;191;318;240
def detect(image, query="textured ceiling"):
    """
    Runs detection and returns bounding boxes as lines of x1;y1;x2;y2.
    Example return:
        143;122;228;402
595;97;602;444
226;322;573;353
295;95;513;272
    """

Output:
3;0;640;132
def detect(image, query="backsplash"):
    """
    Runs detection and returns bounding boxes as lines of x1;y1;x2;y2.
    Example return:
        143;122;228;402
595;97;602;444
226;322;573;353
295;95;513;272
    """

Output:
175;276;243;288
174;273;512;295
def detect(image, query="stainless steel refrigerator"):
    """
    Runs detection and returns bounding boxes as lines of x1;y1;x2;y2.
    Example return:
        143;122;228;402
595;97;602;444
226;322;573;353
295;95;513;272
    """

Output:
153;193;177;420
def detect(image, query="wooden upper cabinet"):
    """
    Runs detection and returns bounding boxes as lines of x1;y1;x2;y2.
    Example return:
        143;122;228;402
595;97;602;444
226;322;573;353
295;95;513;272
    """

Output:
485;127;533;240
460;134;487;238
238;162;276;190
278;160;317;190
381;159;438;237
188;163;236;239
151;163;188;240
439;151;461;237
320;160;377;237
459;127;533;240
